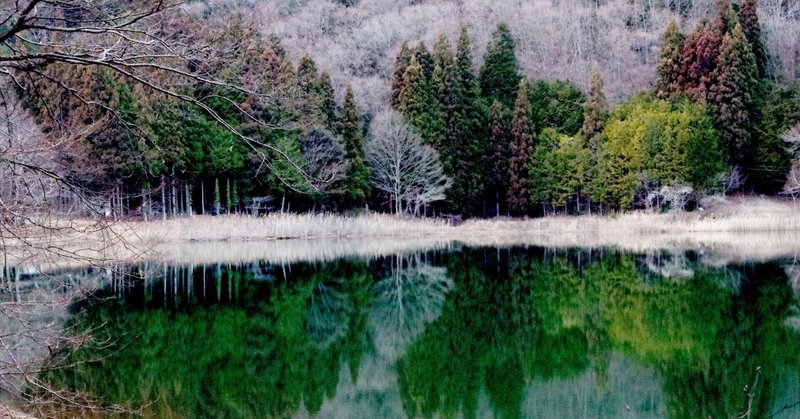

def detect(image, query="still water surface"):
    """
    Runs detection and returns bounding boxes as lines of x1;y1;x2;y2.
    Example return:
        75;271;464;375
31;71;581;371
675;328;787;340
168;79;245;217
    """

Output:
44;246;800;418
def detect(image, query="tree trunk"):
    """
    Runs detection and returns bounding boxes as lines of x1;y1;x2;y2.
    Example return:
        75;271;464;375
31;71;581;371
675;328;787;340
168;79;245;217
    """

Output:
161;176;167;221
201;179;206;215
185;183;191;216
171;181;178;218
143;187;149;222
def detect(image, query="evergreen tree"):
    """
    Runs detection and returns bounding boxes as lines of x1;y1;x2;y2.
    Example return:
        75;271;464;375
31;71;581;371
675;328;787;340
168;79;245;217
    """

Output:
656;20;686;99
710;23;759;163
398;55;438;141
391;42;414;108
527;80;586;136
432;34;455;71
213;178;221;214
232;180;239;213
340;86;371;209
507;80;533;214
443;26;486;215
486;101;509;216
750;84;799;193
318;71;338;132
479;23;521;107
678;21;724;101
428;64;449;150
226;178;233;213
297;54;319;95
582;71;608;145
738;0;767;77
414;43;435;80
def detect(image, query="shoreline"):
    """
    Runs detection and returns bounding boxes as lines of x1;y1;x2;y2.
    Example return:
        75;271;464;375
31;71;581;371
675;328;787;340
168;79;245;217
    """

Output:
5;196;800;269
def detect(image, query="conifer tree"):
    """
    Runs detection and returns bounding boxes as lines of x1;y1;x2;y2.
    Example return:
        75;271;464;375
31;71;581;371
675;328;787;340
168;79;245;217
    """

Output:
232;180;239;213
582;71;608;145
486;101;509;216
444;26;486;215
297;54;319;95
391;42;413;108
507;80;533;214
213;178;221;214
340;86;371;209
479;23;521;107
413;43;435;80
398;55;437;140
318;71;338;132
226;178;233;213
656;20;686;99
737;0;767;77
428;64;448;149
678;21;724;101
710;23;759;163
433;34;455;71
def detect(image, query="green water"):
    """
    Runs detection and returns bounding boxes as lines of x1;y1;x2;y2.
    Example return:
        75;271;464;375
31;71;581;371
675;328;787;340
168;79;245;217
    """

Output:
45;247;800;418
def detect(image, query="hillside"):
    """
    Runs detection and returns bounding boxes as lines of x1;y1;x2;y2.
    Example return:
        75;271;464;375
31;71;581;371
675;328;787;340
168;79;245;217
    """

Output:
194;0;800;109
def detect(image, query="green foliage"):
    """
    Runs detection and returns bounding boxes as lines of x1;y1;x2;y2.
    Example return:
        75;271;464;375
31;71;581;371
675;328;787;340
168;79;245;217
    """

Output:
737;0;767;77
507;80;533;214
749;83;800;192
581;72;608;142
391;42;414;108
592;95;726;209
710;23;759;163
529;129;592;210
213;178;221;213
656;20;686;100
479;23;521;108
486;101;510;210
318;71;338;132
528;79;586;136
339;87;371;209
397;55;439;142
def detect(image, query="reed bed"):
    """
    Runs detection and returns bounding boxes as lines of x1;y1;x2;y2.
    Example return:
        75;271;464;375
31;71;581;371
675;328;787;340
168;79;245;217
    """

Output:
129;213;450;243
8;197;800;270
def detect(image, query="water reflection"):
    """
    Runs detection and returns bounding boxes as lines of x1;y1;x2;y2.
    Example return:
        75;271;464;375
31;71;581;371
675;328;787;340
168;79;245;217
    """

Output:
39;247;800;418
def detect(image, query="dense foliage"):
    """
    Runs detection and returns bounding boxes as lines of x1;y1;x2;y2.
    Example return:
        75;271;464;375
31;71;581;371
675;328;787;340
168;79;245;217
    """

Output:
21;0;800;218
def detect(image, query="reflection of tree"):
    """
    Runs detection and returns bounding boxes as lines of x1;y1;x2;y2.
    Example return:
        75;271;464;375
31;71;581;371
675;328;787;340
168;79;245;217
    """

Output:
305;276;352;349
37;250;800;419
369;254;453;362
398;249;800;419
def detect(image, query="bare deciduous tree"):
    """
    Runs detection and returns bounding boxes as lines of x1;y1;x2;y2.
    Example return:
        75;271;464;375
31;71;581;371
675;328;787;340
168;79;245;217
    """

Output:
298;129;348;196
782;125;800;199
365;110;450;215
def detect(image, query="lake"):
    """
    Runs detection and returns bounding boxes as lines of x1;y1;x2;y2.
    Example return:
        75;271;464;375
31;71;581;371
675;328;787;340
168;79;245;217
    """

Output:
36;245;800;418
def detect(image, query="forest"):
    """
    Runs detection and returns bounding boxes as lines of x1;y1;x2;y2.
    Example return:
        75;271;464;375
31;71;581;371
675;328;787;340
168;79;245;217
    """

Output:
2;0;800;220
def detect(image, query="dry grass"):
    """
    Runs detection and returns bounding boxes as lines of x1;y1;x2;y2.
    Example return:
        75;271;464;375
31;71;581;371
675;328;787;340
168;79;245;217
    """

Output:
128;212;450;243
6;196;800;269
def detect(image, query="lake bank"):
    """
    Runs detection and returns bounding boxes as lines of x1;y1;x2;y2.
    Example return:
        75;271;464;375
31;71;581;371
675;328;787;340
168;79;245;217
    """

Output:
5;196;800;269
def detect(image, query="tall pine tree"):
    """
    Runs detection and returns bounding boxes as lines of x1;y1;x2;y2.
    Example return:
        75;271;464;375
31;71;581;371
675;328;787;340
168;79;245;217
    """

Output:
656;20;686;99
444;27;487;215
479;23;521;108
397;55;438;141
507;80;533;215
582;71;608;146
486;100;509;216
737;0;767;77
710;23;759;164
318;71;338;132
340;86;371;209
391;42;413;108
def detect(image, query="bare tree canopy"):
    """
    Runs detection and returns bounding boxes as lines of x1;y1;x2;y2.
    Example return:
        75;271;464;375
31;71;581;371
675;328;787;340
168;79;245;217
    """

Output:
366;110;450;215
